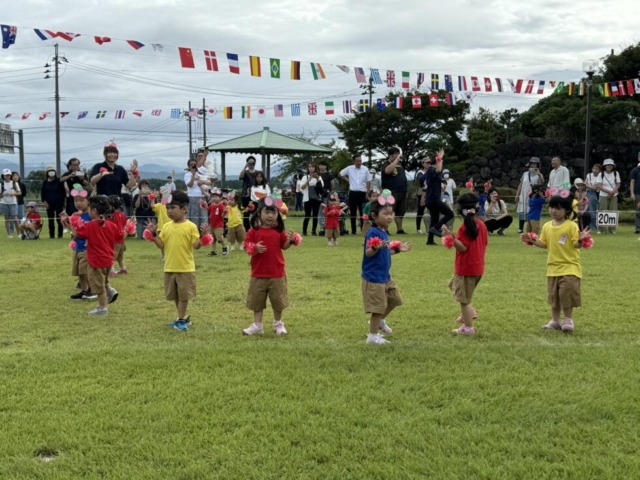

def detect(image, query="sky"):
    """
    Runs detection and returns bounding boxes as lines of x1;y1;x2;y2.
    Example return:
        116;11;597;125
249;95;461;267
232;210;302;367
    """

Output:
1;0;639;179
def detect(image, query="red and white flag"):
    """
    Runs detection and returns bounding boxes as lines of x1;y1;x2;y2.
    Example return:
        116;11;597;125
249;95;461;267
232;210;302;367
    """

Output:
412;95;422;108
618;81;627;96
94;36;111;45
133;110;143;117
308;103;317;116
525;80;535;94
39;112;51;120
151;109;162;116
204;50;219;71
537;81;545;95
471;77;481;92
21;113;30;120
484;78;492;92
428;94;438;107
514;80;523;93
257;106;266;118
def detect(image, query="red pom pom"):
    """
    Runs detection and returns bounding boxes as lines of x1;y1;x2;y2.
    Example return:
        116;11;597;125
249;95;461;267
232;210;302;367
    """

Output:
366;237;383;249
248;203;256;212
442;235;455;249
199;233;213;246
245;242;257;256
148;193;156;202
68;240;76;250
435;156;442;163
362;214;369;221
142;229;155;242
465;181;474;190
69;214;84;230
125;220;136;235
133;170;139;177
389;240;402;251
582;236;594;249
292;232;302;246
100;167;109;173
521;232;538;246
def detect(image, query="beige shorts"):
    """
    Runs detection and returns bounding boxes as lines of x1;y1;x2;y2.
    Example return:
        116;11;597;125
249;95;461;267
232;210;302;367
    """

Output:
547;275;581;309
449;275;482;304
88;266;110;295
212;227;224;243
362;278;403;314
325;228;339;240
113;243;125;264
71;250;88;277
164;272;197;301
246;277;289;312
227;225;246;244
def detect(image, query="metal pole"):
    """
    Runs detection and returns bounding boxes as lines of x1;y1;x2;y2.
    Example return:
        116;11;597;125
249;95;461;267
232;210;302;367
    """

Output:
18;129;25;178
54;44;61;174
187;101;193;158
202;98;207;148
584;72;594;178
368;76;373;167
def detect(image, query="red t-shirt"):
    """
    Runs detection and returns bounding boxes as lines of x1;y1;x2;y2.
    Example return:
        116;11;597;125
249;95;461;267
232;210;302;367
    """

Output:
245;227;288;278
109;211;127;244
75;219;125;268
454;220;488;276
324;205;341;229
207;202;225;228
27;212;41;229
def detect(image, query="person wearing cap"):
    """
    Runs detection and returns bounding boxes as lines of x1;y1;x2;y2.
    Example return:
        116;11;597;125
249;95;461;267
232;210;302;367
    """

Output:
339;153;372;234
381;147;408;234
585;163;601;231
370;168;381;191
572;178;591;231
316;160;335;236
515;157;545;233
17;201;42;239
40;166;66;239
596;158;621;234
1;168;21;238
548;156;570;189
629;152;640;234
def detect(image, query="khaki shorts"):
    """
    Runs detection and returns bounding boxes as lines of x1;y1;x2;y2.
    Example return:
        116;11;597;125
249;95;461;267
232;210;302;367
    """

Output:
212;227;224;243
547;275;581;309
362;278;403;314
88;266;110;295
164;272;197;301
325;228;339;240
71;250;88;277
449;274;482;304
114;243;125;264
246;277;289;312
227;225;246;244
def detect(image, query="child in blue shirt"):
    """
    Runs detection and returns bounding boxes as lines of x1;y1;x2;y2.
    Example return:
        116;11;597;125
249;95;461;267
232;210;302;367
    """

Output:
362;191;411;345
66;190;96;301
527;184;547;234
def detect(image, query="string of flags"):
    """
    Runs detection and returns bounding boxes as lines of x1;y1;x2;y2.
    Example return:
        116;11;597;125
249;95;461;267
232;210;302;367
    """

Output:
553;79;640;97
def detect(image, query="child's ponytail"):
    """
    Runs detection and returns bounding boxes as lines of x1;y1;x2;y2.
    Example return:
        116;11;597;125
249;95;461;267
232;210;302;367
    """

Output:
456;193;479;240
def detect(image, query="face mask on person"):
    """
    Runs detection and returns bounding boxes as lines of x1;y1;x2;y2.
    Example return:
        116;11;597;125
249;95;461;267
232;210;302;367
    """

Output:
47;171;56;178
529;167;537;173
443;174;450;179
141;187;150;194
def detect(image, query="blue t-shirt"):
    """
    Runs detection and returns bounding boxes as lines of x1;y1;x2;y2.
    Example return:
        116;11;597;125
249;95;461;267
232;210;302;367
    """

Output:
74;212;92;252
478;194;487;216
527;196;546;221
362;226;391;284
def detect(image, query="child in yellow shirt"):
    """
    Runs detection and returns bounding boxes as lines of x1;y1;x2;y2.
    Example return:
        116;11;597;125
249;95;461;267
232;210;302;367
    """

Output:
225;190;246;251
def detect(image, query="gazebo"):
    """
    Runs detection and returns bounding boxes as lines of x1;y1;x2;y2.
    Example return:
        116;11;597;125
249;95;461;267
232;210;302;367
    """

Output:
203;127;334;186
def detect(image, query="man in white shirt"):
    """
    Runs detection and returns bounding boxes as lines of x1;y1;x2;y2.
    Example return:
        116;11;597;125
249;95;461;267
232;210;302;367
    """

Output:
548;156;571;189
339;153;371;234
164;176;177;193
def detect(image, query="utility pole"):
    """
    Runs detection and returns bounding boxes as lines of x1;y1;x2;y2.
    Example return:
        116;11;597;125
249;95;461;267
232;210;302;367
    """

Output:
201;98;207;148
187;101;193;158
360;76;376;166
46;44;62;174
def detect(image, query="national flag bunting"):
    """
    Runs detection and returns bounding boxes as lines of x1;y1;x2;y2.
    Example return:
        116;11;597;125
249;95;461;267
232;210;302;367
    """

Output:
633;79;640;94
416;73;425;89
553;82;565;94
444;75;453;92
514;80;523;93
115;110;125;119
291;61;301;80
567;82;575;95
133;110;143;117
96;111;106;119
376;98;386;111
1;25;17;49
311;63;325;80
152;109;162;116
458;76;468;91
4;114;12;118
241;106;251;119
358;99;369;113
445;93;456;105
370;69;382;84
525;80;535;94
257;106;266;118
429;94;438;107
603;83;611;97
394;97;403;109
170;108;181;119
412;95;422;109
274;105;284;117
308;103;317;115
610;82;619;97
59;112;69;118
249;56;261;77
77;111;88;119
342;100;353;114
596;84;605;97
626;79;635;95
204;51;219;71
39;112;51;121
223;107;232;119
126;40;144;50
325;101;335;115
337;65;350;73
386;70;395;87
484;78;492;92
431;74;439;90
227;53;240;74
617;81;626;96
537;81;546;95
471;77;481;92
94;36;111;45
291;104;301;116
178;47;195;69
495;78;503;92
188;108;198;118
21;113;30;120
34;30;80;42
270;58;280;78
402;71;410;89
355;67;366;83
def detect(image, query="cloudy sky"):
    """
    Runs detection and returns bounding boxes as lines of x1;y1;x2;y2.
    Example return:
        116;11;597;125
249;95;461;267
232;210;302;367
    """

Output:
1;0;639;178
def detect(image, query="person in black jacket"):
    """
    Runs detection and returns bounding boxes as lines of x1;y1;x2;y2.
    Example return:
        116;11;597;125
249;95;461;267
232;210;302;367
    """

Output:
41;165;66;238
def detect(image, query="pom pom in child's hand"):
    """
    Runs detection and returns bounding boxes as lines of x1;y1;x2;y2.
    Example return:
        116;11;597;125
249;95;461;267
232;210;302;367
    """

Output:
100;167;109;173
148;193;156;202
521;232;538;246
248;202;256;212
362;213;369;221
199;233;213;246
366;237;383;250
69;214;84;230
442;235;455;249
143;229;155;242
125;220;136;235
389;240;402;251
292;232;302;246
465;180;474;190
68;240;76;251
435;156;442;163
582;235;594;249
245;242;257;256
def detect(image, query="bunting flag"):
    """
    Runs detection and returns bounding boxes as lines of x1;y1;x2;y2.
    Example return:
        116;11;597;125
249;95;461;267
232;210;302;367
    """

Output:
342;100;353;114
355;67;366;83
227;53;240;74
376;98;386;111
567;82;575;95
291;61;301;80
207;107;217;116
204;51;219;71
241;106;251;118
151;44;164;52
537;81;546;95
358;99;369;113
126;40;144;50
170;108;181;119
484;77;492;92
617;81;626;96
39;112;51;120
308;103;317;115
94;36;111;45
458;76;468;91
578;82;585;96
507;79;515;91
60;112;69;118
291;103;301;116
444;75;453;92
370;69;382;84
553;82;565;94
445;92;456;105
417;73;425;89
428;94;438;107
603;83;611;97
270;58;280;78
151;109;162;116
96;111;106;119
22;113;30;120
4;114;12;118
337;65;350;73
188;108;198;117
34;30;80;41
549;81;556;89
610;82;619;97
132;110;143;117
596;84;605;97
325;101;334;115
495;78;503;92
471;77;481;92
78;111;88;119
431;74;439;90
115;110;125;119
249;56;261;77
514;79;523;93
311;63;325;80
223;107;233;119
386;70;396;87
524;80;535;94
635;79;640;94
394;97;403;109
412;95;422;108
178;47;195;68
402;71;410;89
257;106;266;118
1;25;17;49
627;79;635;95
274;104;284;117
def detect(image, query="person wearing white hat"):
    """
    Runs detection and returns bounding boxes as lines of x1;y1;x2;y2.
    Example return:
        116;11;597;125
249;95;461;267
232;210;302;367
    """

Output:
0;168;21;238
629;152;640;234
515;157;545;233
595;158;620;234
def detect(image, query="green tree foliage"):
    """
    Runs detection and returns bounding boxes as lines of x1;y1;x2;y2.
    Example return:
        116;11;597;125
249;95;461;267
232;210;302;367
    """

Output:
601;43;640;82
272;136;344;182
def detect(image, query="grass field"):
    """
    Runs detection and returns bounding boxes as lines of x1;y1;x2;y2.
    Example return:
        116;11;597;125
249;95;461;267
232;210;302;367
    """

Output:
2;216;640;479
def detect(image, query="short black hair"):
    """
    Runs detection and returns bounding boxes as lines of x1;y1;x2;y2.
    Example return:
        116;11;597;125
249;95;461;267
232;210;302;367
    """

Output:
387;147;400;156
250;200;285;232
138;179;150;188
90;195;112;216
107;195;122;211
318;160;329;167
548;194;575;219
168;190;189;208
369;199;393;225
351;153;362;161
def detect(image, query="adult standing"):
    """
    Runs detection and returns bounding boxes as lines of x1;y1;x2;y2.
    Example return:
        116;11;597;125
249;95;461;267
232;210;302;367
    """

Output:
60;157;92;215
1;168;20;238
370;168;381;191
382;147;409;234
423;149;454;245
514;157;544;233
184;158;209;229
415;158;430;234
585;163;601;231
41;165;66;239
596;158;620;234
294;173;303;211
484;188;513;235
300;162;324;236
629;153;640;234
316;160;335;236
339;153;371;234
163;176;177;193
239;156;258;230
11;172;27;234
90;143;138;198
548;156;570;189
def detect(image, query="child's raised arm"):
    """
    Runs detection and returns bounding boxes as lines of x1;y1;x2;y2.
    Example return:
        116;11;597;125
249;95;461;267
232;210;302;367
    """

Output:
145;219;164;249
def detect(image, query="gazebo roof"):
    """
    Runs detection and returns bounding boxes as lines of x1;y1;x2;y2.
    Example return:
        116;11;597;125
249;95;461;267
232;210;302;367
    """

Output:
203;127;334;155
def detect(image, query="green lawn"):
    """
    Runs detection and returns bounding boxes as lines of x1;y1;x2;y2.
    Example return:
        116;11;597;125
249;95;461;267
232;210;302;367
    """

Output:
2;217;640;479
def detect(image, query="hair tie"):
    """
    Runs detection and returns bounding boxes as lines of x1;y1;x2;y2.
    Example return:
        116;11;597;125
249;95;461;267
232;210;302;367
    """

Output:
104;139;117;147
70;183;88;198
377;189;395;206
263;188;284;211
462;208;476;216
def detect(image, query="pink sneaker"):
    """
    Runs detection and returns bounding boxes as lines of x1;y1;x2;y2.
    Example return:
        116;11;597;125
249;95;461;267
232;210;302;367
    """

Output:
242;323;264;335
542;319;561;330
108;268;117;278
274;320;287;335
366;333;389;344
561;318;574;332
455;308;478;324
452;325;476;335
118;267;128;275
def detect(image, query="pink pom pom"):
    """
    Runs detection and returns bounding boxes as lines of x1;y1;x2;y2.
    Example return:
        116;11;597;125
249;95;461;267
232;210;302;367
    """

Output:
582;236;594;249
68;240;76;250
465;181;473;190
292;232;302;246
366;237;383;249
148;193;156;202
142;229;155;242
199;233;213;246
245;242;257;256
100;167;109;173
442;235;455;249
124;220;136;235
521;232;538;246
362;214;369;221
389;240;402;251
69;214;84;230
435;156;442;163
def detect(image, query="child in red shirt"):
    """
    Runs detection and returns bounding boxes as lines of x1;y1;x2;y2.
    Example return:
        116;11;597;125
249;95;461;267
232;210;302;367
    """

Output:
18;201;42;239
442;193;488;335
108;195;128;276
201;190;228;256
63;195;124;316
323;192;347;246
242;197;301;336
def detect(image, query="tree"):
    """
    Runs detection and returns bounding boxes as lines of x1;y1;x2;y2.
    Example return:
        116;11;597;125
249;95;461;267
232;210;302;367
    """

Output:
466;108;504;157
270;132;336;182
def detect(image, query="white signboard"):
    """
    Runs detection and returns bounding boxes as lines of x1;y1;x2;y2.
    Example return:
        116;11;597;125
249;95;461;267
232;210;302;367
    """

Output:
0;123;14;154
596;210;618;228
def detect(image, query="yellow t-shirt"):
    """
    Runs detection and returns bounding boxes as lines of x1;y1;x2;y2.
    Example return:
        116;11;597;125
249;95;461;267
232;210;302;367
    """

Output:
539;220;582;278
159;220;200;272
153;203;170;231
280;201;288;220
226;205;243;228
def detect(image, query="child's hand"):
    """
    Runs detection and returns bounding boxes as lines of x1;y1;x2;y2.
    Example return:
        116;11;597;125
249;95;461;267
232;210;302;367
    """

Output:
199;200;208;210
256;241;267;254
399;242;412;252
578;228;591;241
145;220;157;233
442;225;452;236
59;212;69;224
200;223;211;235
286;229;298;243
520;232;533;243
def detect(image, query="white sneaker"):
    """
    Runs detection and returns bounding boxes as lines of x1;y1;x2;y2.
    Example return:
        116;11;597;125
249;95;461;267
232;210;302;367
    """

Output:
88;306;108;316
366;333;389;345
242;322;264;335
334;240;339;246
417;230;423;235
7;235;13;239
230;246;236;251
274;320;287;335
379;319;393;335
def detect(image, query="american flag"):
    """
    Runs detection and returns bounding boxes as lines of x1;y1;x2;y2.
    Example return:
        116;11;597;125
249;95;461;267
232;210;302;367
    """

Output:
188;108;198;118
354;67;366;83
115;110;125;119
308;103;317;115
274;104;284;117
386;70;395;87
77;111;88;119
170;108;181;119
370;69;383;85
291;104;301;117
151;109;162;116
204;50;218;71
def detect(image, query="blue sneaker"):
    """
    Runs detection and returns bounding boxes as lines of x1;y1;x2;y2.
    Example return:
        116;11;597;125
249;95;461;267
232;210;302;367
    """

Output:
183;315;192;326
173;320;189;331
167;316;191;328
167;320;178;328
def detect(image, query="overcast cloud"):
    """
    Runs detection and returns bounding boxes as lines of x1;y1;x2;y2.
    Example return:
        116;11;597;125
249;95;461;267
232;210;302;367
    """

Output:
1;0;639;177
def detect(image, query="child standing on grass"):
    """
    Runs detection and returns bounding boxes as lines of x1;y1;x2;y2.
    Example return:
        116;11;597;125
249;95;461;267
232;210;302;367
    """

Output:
63;195;123;316
526;185;547;235
242;198;301;336
202;190;228;257
521;194;592;332
362;192;411;345
145;191;210;331
225;190;245;251
324;192;347;246
107;195;128;277
361;189;380;238
66;189;96;301
441;193;488;335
